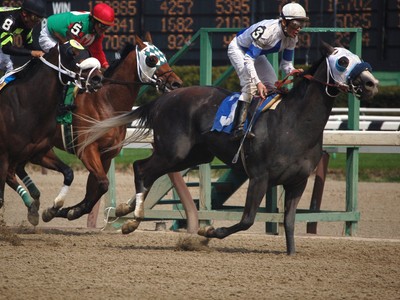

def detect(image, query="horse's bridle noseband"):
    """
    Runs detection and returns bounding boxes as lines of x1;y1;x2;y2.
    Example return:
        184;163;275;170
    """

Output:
101;42;176;92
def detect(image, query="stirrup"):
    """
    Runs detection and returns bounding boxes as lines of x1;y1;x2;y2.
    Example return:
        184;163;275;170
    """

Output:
230;129;255;141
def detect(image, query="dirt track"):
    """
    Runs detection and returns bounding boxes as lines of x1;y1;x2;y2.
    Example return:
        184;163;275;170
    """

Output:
1;170;399;299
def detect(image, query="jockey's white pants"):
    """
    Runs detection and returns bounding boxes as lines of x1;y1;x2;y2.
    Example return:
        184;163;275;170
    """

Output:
228;36;277;102
38;25;58;53
0;49;13;72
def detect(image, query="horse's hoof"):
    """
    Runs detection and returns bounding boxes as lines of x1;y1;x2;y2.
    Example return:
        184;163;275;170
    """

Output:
115;202;135;217
121;220;140;234
42;207;58;223
198;226;215;237
0;198;4;209
67;208;82;220
27;201;40;226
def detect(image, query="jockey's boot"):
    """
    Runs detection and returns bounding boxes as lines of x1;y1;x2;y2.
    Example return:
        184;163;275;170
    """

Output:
230;100;255;141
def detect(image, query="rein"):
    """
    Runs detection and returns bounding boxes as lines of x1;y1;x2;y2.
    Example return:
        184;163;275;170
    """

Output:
38;47;99;91
275;61;352;97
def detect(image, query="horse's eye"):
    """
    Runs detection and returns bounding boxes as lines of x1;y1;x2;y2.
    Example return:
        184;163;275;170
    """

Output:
145;55;158;68
338;56;349;69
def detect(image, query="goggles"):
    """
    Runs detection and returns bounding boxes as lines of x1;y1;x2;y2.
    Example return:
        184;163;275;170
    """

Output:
97;22;110;30
288;19;306;30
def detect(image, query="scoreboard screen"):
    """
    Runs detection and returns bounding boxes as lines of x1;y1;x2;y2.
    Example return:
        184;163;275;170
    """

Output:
1;0;399;71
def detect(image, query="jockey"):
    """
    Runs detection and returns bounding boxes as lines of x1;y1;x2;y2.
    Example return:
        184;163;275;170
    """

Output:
227;2;309;141
0;0;46;73
39;3;114;70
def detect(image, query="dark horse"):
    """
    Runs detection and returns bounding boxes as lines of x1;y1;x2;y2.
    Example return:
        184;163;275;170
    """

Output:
14;33;183;223
81;42;378;254
0;40;103;225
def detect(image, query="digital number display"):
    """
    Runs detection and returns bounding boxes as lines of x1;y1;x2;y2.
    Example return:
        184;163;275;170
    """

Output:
0;0;398;70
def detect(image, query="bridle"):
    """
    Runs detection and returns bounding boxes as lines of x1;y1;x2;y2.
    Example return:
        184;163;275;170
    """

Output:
102;43;176;92
0;45;100;92
39;44;101;91
275;54;372;98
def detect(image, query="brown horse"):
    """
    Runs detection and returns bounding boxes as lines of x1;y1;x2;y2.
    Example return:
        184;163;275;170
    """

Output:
0;40;103;225
15;33;182;223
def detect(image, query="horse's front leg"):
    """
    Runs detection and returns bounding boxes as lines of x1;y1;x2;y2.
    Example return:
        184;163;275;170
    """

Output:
60;153;111;221
31;150;75;222
283;179;308;255
198;175;268;239
7;167;39;226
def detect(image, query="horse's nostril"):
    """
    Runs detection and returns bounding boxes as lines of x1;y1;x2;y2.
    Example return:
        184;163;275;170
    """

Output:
366;81;375;88
172;82;182;89
92;76;103;84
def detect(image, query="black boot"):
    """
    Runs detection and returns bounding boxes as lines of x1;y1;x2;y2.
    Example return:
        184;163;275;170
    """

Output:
230;101;255;141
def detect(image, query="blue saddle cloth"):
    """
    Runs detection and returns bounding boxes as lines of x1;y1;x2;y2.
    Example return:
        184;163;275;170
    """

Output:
211;92;278;134
4;75;15;83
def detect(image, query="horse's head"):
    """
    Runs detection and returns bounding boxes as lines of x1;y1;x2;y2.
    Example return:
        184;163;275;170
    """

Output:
46;40;103;92
321;42;379;101
134;33;183;92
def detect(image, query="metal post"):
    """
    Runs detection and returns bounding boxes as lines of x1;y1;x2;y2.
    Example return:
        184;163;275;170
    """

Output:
345;28;362;235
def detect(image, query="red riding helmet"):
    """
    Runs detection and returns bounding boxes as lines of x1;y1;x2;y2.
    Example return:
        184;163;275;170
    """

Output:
91;3;115;26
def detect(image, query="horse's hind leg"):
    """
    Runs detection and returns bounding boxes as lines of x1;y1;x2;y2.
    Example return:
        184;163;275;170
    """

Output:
16;163;41;201
6;168;39;226
198;175;268;240
121;149;214;234
0;157;9;209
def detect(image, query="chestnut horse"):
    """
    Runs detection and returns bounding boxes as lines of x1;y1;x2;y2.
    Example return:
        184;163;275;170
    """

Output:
0;40;103;225
81;42;378;254
14;33;182;223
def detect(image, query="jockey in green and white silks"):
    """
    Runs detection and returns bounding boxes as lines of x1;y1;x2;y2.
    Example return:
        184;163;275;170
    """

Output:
39;3;114;69
0;0;46;73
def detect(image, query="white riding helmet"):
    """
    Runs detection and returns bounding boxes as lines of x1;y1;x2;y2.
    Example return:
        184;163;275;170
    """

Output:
281;3;309;21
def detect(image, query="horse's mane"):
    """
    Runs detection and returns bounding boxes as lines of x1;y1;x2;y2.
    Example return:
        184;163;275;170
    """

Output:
104;43;136;77
285;56;325;100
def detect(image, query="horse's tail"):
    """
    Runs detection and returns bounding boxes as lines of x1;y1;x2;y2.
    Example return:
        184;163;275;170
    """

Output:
78;101;154;154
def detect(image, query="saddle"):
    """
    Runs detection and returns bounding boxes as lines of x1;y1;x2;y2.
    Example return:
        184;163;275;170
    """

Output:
211;92;282;134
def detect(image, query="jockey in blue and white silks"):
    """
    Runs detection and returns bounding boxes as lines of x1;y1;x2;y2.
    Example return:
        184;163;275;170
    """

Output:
227;2;309;141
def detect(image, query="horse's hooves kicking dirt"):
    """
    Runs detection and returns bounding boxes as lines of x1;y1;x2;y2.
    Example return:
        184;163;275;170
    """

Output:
115;202;135;217
27;201;40;226
121;220;140;234
42;207;58;223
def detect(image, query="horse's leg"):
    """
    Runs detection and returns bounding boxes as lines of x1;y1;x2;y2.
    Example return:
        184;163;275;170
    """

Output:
6;168;39;226
119;158;152;234
282;179;308;255
55;150;111;221
16;163;41;201
198;175;268;239
0;157;9;209
23;150;75;222
121;150;214;234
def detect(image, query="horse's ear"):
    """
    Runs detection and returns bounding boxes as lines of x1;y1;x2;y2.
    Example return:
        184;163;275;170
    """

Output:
132;34;137;46
320;41;335;57
144;32;153;44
